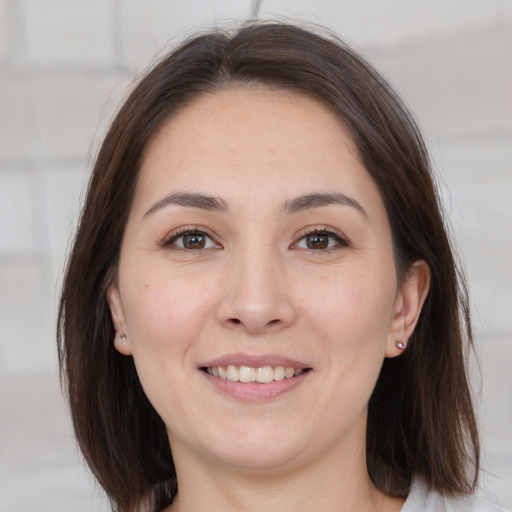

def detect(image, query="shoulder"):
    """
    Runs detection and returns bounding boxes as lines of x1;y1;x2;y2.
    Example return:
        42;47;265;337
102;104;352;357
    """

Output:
402;480;509;512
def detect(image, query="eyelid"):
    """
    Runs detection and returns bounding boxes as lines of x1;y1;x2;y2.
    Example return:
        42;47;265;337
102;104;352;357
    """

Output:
161;226;222;249
290;225;350;250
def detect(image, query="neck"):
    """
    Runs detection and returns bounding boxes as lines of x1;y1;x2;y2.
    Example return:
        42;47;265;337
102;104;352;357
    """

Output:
164;433;404;512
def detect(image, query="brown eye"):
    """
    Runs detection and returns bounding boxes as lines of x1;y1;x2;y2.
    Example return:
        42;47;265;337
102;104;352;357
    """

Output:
166;230;218;250
305;233;330;250
182;233;206;249
294;229;348;251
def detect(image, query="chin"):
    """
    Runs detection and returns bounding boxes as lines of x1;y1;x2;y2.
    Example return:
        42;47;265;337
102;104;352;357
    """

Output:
195;422;310;471
211;444;302;471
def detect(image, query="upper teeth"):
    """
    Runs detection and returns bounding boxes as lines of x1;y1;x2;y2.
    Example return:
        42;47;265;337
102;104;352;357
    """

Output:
206;365;303;383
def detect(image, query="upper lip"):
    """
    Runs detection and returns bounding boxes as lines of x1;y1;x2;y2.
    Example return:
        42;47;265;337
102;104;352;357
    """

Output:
199;353;310;370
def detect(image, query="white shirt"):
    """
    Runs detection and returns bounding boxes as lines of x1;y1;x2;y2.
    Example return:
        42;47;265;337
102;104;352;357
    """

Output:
403;480;509;512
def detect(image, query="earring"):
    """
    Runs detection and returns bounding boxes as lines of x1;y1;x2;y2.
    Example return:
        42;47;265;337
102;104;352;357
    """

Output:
120;333;127;340
396;340;406;350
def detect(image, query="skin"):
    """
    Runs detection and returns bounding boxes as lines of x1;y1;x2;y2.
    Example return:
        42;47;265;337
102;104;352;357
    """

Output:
108;88;430;512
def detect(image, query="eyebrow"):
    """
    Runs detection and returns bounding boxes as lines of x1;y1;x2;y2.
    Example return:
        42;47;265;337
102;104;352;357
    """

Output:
282;193;368;218
143;191;367;219
143;192;229;218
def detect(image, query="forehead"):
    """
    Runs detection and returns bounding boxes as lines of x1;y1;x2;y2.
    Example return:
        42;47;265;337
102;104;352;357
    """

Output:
147;87;354;153
134;87;382;215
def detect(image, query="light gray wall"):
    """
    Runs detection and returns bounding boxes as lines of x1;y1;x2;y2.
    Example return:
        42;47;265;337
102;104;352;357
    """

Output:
0;1;510;509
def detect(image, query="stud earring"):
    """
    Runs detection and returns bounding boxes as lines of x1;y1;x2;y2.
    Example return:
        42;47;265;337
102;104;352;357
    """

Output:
396;340;406;350
120;333;127;340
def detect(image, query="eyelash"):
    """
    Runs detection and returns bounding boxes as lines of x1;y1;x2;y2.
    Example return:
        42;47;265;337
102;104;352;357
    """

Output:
162;227;220;251
292;227;350;253
161;226;350;253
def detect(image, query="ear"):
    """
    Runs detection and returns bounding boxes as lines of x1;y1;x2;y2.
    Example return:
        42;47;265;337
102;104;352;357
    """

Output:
106;284;133;356
386;260;430;358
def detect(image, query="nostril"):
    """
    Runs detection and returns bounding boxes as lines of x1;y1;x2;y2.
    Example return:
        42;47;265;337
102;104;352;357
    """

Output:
226;318;281;328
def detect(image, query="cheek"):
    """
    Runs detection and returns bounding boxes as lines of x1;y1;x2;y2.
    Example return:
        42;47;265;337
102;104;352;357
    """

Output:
119;272;213;412
121;268;214;357
299;266;395;343
285;272;394;441
297;266;395;395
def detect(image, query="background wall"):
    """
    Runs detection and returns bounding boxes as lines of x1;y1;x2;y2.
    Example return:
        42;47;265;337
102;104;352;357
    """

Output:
0;0;511;510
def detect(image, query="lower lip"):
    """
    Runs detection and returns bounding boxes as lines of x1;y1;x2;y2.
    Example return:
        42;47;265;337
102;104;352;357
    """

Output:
201;370;310;403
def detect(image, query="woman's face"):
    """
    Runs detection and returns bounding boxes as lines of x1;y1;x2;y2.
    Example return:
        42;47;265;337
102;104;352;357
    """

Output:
108;88;427;472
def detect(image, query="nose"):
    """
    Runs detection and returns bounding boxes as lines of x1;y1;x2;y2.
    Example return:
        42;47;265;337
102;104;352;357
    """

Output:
216;247;296;335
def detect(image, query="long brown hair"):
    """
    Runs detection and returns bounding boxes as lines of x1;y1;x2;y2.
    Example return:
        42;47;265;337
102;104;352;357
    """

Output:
58;21;479;511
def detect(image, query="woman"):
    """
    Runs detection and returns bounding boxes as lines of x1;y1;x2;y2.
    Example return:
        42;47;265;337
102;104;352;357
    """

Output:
57;22;506;512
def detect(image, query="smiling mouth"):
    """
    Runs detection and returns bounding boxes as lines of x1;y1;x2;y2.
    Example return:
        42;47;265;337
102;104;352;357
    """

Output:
202;365;309;383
